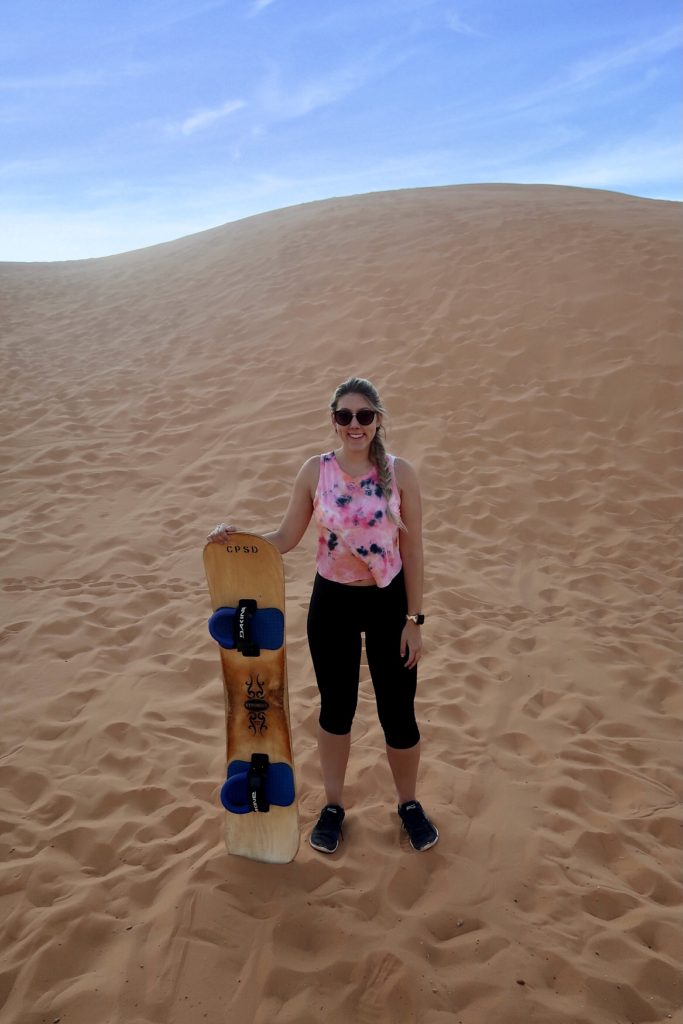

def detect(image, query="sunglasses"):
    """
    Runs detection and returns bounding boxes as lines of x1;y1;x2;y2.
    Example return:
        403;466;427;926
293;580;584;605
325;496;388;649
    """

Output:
333;408;377;426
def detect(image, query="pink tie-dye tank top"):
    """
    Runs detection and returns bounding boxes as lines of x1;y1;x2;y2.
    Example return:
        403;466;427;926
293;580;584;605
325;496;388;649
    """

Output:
313;451;402;588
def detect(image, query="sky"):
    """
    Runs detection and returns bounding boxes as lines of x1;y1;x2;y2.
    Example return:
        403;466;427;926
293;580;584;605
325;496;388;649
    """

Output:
1;0;681;261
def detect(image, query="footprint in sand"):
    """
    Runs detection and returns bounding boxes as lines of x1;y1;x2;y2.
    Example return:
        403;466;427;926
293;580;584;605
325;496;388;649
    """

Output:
507;634;537;654
352;951;415;1024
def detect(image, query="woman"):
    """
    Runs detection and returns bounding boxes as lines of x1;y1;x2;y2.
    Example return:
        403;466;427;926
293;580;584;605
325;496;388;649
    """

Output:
207;377;438;854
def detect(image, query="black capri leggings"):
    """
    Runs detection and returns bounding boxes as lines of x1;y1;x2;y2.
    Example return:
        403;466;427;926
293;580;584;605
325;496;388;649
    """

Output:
306;569;420;749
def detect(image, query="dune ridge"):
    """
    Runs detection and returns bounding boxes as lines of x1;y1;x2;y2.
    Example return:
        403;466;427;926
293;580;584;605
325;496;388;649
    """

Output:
1;184;682;1023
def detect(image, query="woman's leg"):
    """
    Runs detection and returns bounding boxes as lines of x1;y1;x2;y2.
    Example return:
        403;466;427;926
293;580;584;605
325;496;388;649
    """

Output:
364;573;421;802
318;726;352;805
307;575;362;808
385;740;421;805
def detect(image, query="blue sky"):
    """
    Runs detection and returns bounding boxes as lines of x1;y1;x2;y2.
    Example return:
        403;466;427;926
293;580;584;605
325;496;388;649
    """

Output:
2;0;681;261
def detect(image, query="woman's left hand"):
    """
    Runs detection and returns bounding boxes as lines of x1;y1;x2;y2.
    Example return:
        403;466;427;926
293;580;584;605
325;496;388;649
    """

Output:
400;621;422;670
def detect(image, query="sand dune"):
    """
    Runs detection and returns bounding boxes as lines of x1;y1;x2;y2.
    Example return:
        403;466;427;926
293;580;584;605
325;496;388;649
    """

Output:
1;184;682;1023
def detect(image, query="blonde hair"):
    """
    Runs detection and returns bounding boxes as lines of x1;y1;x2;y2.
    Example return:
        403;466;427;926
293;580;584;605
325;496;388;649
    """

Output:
330;377;405;530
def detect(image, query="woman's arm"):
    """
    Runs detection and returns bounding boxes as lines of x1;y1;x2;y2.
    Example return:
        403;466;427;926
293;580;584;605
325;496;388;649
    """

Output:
207;457;318;555
263;457;318;554
396;458;424;669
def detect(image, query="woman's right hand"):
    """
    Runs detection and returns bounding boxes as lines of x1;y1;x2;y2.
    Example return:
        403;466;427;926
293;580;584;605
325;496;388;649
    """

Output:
206;522;237;544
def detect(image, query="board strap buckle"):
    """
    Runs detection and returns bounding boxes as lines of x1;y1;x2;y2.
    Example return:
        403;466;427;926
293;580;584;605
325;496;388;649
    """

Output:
247;753;270;812
234;599;260;657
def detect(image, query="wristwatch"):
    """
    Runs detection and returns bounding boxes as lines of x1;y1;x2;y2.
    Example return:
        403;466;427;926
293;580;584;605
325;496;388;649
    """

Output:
406;613;425;625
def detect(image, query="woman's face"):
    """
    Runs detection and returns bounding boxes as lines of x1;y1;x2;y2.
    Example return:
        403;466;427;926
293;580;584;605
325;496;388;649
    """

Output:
332;391;381;452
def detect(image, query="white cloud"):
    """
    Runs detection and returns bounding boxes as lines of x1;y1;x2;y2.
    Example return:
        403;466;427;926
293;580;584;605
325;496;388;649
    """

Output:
0;156;70;178
498;23;682;121
111;0;232;38
252;0;276;11
0;69;109;91
446;12;483;37
0;63;152;91
171;99;246;136
533;140;683;192
569;24;682;85
257;45;411;122
263;73;360;118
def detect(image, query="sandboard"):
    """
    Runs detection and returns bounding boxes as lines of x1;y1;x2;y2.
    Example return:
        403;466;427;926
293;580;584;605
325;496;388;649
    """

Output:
203;533;299;864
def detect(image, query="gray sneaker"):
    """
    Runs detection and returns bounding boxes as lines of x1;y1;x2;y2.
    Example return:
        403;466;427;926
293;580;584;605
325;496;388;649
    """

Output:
310;804;345;853
398;801;439;851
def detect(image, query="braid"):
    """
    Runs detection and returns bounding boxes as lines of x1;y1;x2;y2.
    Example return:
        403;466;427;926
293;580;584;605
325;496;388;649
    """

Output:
369;429;405;531
330;376;406;531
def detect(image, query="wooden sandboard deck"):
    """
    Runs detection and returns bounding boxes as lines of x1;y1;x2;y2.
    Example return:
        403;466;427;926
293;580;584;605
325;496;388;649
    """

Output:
203;534;299;864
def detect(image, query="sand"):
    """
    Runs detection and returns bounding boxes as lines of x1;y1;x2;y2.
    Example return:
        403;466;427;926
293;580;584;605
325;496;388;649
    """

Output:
1;184;681;1024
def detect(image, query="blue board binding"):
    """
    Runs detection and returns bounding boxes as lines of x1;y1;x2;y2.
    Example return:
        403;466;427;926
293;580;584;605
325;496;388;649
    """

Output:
221;755;295;814
208;602;284;656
